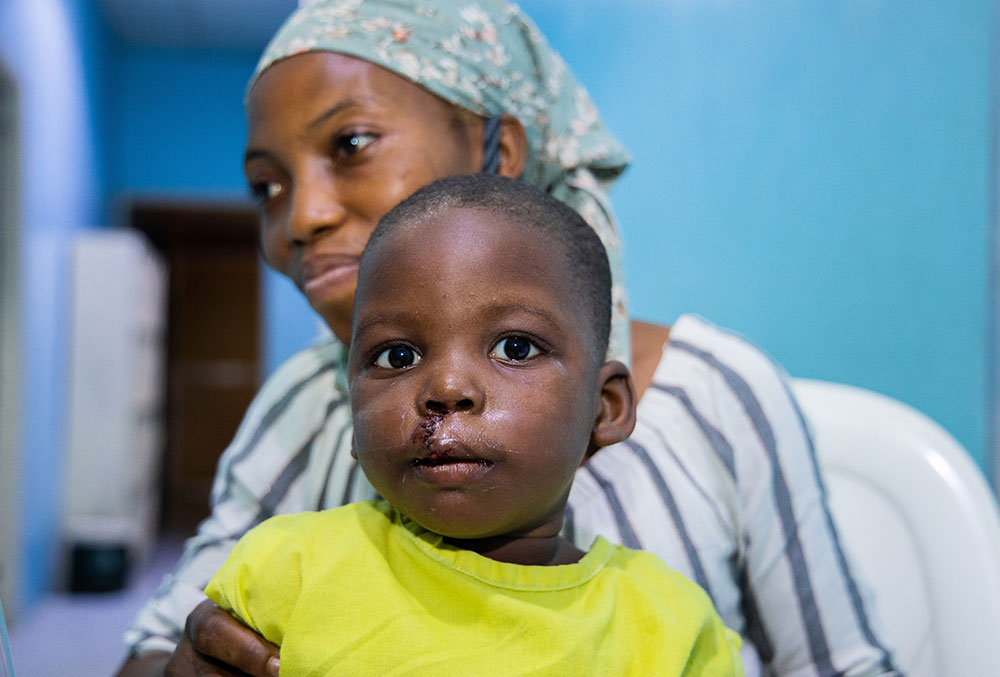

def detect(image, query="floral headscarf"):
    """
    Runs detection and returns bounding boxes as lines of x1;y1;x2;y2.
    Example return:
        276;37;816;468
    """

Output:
251;0;633;364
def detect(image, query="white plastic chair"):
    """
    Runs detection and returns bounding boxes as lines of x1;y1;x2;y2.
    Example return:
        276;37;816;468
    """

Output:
791;379;1000;677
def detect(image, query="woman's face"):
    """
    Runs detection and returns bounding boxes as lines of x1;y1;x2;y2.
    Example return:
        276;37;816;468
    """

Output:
244;51;483;343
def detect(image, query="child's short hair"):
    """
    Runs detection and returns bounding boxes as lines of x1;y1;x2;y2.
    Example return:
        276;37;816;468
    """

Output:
365;174;613;357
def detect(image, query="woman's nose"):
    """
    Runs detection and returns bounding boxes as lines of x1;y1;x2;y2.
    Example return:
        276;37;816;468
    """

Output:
287;167;348;244
418;358;486;416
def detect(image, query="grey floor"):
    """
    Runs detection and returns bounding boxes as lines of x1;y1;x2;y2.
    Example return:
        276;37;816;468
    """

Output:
7;539;184;677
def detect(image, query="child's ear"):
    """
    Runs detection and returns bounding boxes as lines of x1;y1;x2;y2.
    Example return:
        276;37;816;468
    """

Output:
496;114;528;180
586;360;637;461
350;435;358;460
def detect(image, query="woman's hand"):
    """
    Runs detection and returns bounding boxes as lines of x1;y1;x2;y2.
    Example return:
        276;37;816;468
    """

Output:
116;600;280;676
170;600;280;676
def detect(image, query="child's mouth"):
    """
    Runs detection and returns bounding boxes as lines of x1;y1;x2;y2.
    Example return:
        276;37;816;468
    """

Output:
410;453;494;485
413;453;492;468
408;413;495;482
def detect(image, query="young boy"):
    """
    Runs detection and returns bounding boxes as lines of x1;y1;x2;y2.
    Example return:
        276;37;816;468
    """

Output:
204;174;744;675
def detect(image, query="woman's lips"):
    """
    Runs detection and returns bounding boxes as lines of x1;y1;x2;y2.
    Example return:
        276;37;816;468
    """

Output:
298;254;360;298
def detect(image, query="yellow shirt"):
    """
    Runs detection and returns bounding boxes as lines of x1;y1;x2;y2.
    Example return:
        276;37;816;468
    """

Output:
206;500;743;676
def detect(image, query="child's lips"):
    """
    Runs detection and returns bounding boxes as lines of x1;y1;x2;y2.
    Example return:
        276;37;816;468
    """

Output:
410;458;494;486
409;440;496;486
411;438;491;464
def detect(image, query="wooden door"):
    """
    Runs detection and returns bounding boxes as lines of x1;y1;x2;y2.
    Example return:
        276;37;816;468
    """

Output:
131;203;262;537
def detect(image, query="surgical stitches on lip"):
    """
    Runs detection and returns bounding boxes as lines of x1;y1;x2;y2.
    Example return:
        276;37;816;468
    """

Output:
411;411;445;450
409;412;491;467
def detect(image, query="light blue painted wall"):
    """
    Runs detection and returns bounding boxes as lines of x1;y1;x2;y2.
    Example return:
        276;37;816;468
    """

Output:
108;47;258;197
0;0;109;606
520;0;993;466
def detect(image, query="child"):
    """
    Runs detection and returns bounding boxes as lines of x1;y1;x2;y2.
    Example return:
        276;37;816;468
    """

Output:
204;174;744;675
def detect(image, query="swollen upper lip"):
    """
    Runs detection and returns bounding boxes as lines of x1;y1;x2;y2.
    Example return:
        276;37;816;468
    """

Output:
411;440;491;465
297;254;360;288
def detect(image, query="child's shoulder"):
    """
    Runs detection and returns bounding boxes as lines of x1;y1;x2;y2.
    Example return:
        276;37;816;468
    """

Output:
215;501;397;594
604;541;716;611
242;500;391;548
602;542;743;668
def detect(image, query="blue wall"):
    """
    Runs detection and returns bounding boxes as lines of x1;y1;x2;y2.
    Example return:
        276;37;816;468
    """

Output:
107;47;258;197
521;0;993;465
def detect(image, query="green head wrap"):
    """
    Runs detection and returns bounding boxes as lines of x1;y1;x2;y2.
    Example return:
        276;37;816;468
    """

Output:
251;0;632;364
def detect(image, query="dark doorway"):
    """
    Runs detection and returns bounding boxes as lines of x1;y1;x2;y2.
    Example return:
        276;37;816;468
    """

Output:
131;202;263;537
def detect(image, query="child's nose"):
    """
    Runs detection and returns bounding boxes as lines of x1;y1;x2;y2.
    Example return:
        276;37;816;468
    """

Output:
424;397;475;415
417;360;485;416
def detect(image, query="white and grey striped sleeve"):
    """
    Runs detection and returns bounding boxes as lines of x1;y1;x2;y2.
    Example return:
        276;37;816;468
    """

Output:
671;316;900;676
122;338;365;656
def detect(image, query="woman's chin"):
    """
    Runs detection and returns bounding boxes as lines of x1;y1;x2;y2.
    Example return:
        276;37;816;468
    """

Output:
308;295;355;343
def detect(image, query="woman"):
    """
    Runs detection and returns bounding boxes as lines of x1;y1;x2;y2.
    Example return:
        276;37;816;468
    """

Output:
118;1;898;675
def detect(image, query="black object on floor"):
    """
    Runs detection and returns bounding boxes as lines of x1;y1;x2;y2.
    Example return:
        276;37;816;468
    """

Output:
68;543;130;593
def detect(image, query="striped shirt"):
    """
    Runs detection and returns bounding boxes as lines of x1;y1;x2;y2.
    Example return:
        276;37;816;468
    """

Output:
124;315;899;676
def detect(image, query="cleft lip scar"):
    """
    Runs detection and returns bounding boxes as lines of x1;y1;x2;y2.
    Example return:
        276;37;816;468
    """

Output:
409;411;493;467
410;411;446;448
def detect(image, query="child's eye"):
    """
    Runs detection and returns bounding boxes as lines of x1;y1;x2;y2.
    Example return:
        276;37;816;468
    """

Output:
490;336;541;362
374;344;421;369
334;131;377;158
249;180;284;204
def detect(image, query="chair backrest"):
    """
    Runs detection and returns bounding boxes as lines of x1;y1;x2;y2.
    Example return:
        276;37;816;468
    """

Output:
791;379;1000;677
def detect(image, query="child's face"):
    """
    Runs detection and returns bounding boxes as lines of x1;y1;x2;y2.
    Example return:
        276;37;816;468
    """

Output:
348;207;605;541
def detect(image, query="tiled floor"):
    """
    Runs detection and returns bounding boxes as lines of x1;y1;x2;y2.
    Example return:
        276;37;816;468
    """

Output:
7;539;184;677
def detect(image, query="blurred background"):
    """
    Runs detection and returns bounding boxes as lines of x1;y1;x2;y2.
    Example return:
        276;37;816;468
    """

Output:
0;0;996;672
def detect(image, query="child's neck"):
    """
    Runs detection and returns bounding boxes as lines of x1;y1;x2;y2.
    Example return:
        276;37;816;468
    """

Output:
444;533;586;566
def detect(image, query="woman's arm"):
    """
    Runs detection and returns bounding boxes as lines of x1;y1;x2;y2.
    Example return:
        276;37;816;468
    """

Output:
118;339;352;666
684;321;899;675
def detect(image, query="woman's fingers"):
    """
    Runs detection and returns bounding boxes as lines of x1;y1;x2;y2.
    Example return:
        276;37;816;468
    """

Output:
172;600;280;677
164;633;245;676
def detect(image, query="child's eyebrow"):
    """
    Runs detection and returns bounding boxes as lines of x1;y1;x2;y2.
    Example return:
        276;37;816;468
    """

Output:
479;302;562;327
354;302;562;333
353;309;415;336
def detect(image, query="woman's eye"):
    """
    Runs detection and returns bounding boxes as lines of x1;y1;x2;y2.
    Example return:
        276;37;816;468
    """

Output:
250;180;284;203
491;336;541;362
374;345;421;369
334;132;376;158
